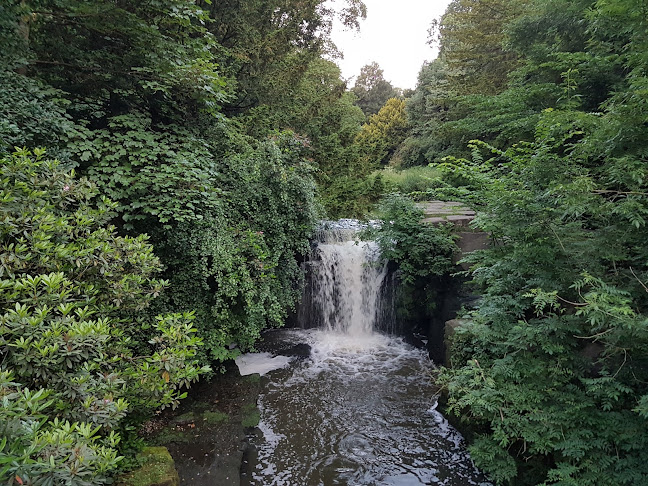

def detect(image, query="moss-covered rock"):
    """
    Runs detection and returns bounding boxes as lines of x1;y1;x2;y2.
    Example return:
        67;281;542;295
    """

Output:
117;446;179;486
241;403;260;428
202;410;229;424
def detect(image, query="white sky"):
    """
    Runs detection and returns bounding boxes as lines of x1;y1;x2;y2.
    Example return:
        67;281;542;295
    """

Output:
330;0;453;90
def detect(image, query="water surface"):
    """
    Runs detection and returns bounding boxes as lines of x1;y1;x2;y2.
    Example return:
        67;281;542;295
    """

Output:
242;329;491;486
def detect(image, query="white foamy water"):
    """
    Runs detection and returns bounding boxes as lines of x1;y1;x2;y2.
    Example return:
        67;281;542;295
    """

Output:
235;353;293;376
315;239;388;336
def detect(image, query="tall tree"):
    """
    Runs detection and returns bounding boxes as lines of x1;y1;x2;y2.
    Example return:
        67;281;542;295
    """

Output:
198;0;366;114
351;62;400;116
431;0;523;95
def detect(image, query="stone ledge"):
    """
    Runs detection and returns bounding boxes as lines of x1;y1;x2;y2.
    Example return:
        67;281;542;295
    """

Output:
417;201;489;265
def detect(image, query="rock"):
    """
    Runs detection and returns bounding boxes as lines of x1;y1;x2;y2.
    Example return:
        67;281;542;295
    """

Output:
416;201;489;267
116;446;179;486
416;201;476;228
454;231;489;269
277;343;311;358
444;319;470;367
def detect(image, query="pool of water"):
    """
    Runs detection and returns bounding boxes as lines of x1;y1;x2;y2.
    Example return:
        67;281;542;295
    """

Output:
241;329;492;486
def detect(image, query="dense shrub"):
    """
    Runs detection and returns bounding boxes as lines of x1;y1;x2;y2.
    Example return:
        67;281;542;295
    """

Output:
0;149;208;484
366;194;457;284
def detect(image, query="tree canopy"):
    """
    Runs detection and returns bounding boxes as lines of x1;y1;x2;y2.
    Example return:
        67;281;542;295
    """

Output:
398;0;648;484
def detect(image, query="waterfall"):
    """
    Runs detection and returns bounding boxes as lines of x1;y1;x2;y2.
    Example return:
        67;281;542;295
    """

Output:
298;220;395;335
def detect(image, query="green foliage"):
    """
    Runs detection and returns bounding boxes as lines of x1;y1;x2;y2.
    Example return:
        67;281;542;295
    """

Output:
415;1;648;483
0;0;366;480
438;110;648;484
1;370;122;486
0;150;208;484
431;0;523;95
365;194;456;285
351;62;401;116
69;113;226;230
239;57;367;217
148;133;319;361
356;98;409;168
201;0;366;114
0;70;77;157
370;166;442;194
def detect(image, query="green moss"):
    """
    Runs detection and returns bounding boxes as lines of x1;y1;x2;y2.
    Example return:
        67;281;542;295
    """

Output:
153;427;194;445
169;411;196;426
243;373;261;384
241;403;260;428
191;401;211;412
202;410;229;424
117;447;179;486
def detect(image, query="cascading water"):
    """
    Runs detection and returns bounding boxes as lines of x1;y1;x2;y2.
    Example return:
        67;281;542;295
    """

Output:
308;220;393;335
296;219;397;335
241;221;491;486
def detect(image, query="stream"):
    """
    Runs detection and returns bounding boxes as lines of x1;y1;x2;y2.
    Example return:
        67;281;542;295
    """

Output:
241;329;491;486
238;221;490;485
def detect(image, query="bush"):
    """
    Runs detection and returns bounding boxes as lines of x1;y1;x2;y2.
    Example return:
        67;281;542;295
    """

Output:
0;149;208;484
366;194;457;284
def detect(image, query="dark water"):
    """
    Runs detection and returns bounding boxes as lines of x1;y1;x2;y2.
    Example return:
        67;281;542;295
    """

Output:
242;329;491;486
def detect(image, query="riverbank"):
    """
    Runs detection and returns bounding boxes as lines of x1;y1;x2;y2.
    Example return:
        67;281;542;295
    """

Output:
141;362;261;485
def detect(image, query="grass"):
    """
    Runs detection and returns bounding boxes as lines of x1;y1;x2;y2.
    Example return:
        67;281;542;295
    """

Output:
373;165;442;194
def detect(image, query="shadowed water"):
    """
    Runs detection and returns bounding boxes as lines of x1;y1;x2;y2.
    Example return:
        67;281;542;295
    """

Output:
242;330;491;486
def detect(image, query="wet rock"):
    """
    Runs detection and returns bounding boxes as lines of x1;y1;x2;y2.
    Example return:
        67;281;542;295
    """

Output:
277;342;311;358
147;368;262;486
116;446;179;486
404;333;427;349
256;329;312;359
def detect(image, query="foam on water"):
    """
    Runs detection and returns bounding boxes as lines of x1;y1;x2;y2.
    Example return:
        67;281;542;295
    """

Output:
235;352;293;376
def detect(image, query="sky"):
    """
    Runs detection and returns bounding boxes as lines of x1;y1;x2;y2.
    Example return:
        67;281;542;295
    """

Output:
330;0;453;90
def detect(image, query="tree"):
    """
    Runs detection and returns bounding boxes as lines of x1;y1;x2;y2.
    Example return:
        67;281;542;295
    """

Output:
198;0;366;114
351;62;400;116
431;0;523;95
356;98;409;168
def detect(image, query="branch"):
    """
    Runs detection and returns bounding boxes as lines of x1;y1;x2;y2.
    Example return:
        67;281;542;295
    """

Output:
556;294;588;307
612;348;627;379
574;328;613;340
630;267;648;294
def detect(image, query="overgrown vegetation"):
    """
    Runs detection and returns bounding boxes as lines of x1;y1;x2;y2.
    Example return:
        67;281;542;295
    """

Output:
400;0;648;484
0;150;208;484
0;0;367;480
3;0;648;483
363;194;457;335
